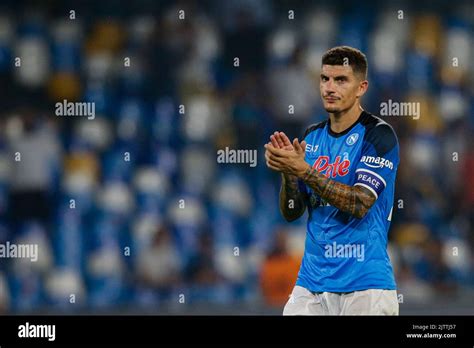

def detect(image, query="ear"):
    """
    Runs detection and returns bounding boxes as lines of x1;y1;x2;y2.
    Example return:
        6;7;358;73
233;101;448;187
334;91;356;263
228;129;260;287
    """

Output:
357;79;369;98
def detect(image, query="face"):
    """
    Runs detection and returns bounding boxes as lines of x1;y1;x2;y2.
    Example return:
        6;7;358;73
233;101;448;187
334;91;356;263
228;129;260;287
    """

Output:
320;64;368;114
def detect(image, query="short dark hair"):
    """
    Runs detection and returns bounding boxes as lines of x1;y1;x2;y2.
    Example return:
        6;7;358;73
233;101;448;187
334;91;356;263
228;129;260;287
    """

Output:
322;46;368;79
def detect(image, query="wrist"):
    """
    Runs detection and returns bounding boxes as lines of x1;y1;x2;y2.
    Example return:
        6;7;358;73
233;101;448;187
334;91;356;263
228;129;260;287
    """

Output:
282;172;296;179
282;173;297;184
297;163;312;180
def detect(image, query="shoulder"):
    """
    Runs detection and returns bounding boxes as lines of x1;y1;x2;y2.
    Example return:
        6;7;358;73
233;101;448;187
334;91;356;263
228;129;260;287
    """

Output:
303;120;327;139
360;111;398;155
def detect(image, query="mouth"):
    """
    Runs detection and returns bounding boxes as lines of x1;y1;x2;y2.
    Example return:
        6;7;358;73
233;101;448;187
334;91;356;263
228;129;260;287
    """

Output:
324;97;339;103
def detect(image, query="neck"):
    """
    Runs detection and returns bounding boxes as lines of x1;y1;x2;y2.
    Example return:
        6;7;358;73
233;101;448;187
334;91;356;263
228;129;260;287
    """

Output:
329;103;363;133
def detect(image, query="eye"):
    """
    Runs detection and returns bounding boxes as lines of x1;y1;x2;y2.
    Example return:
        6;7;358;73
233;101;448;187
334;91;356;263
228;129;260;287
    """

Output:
321;76;329;82
335;77;348;84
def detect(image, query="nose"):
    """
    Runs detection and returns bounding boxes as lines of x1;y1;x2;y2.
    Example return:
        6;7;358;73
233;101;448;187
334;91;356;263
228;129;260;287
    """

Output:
324;79;336;95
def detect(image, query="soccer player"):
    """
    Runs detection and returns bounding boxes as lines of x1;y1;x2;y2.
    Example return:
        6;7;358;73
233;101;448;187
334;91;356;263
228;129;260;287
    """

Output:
264;46;399;315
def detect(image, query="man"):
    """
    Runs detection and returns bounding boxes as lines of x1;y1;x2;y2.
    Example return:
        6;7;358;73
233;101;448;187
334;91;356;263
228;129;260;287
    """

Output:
264;46;399;315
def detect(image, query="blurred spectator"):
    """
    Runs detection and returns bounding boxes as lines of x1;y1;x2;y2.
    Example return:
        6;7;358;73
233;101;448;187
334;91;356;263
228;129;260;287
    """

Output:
136;224;182;291
417;239;458;295
260;229;301;307
185;232;220;286
6;111;62;229
222;6;269;75
266;45;318;137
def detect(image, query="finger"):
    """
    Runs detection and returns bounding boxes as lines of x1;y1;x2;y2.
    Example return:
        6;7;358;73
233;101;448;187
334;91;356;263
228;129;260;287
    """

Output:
270;135;280;148
265;150;272;162
267;158;286;171
266;148;285;160
265;143;277;153
265;151;286;164
293;138;303;153
267;158;283;167
274;131;285;148
267;153;287;165
300;140;307;153
266;148;279;161
265;144;288;157
279;132;292;147
294;138;306;154
265;143;283;157
266;160;282;172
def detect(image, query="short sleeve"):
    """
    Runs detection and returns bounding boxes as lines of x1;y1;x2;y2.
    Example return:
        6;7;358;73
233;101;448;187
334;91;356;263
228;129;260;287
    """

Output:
354;123;399;199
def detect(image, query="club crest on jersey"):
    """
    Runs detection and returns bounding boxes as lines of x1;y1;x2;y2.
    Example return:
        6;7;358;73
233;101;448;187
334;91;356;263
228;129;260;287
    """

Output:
312;155;350;178
346;133;359;146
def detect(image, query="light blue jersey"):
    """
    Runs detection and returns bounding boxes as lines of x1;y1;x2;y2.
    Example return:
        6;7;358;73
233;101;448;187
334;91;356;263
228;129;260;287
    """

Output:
296;111;399;292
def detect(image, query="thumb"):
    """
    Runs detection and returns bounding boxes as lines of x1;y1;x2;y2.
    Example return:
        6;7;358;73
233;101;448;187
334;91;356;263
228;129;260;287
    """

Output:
300;140;307;153
293;138;303;153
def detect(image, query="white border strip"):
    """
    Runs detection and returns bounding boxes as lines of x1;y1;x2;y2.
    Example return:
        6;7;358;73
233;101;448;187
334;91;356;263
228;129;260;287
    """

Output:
354;182;379;199
355;168;387;187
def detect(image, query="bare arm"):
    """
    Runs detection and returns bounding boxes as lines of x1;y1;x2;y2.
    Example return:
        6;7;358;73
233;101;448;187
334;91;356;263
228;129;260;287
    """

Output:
279;173;306;222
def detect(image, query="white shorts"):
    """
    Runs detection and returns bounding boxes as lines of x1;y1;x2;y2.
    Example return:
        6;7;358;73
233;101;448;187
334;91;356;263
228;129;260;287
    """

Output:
283;285;399;315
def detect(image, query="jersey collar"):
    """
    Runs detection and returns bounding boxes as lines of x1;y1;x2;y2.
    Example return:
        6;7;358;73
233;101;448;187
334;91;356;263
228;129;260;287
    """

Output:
327;110;366;138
